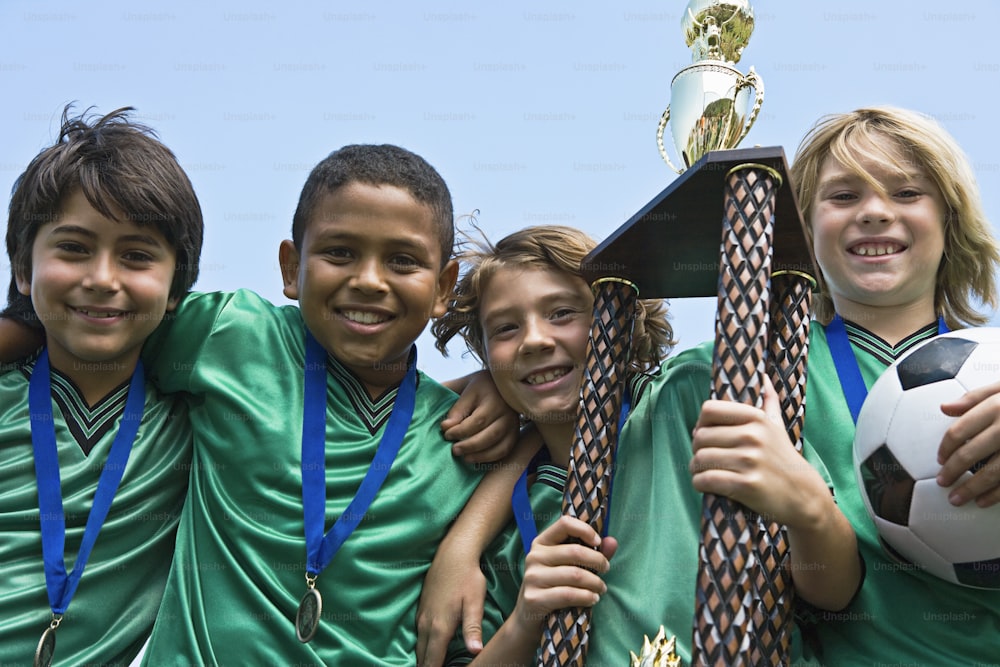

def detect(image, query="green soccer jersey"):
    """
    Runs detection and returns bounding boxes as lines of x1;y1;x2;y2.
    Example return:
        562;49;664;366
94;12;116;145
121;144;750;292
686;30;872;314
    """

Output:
448;344;828;667
799;323;1000;666
0;355;191;667
447;355;711;666
139;289;483;666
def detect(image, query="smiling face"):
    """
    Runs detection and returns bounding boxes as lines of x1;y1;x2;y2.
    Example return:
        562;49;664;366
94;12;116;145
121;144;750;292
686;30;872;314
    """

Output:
16;189;179;399
279;181;457;396
811;136;947;326
479;265;594;451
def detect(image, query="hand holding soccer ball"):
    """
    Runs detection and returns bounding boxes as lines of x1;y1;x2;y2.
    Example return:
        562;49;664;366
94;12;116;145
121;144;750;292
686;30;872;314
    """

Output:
854;328;1000;589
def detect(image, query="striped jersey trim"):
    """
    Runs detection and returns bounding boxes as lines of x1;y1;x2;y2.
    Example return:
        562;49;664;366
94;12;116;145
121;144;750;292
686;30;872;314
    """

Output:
627;371;654;408
326;352;408;436
533;462;567;492
21;355;129;456
843;319;939;365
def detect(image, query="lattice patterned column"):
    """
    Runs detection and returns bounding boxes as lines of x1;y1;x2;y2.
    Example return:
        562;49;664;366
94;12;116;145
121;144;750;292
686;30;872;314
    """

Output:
538;278;638;667
693;164;781;667
749;271;815;666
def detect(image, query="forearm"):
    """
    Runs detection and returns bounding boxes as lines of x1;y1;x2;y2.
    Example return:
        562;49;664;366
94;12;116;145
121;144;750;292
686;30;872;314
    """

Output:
450;428;541;552
786;496;862;611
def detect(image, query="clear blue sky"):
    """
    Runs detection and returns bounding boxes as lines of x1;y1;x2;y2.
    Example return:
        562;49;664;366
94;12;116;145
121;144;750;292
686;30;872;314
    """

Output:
3;0;999;382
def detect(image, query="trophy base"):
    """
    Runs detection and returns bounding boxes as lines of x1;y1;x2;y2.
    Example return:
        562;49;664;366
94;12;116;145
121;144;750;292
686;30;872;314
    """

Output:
580;146;815;297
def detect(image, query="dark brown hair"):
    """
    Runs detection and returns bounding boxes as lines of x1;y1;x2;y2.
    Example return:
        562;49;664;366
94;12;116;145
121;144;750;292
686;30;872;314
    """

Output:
6;105;204;325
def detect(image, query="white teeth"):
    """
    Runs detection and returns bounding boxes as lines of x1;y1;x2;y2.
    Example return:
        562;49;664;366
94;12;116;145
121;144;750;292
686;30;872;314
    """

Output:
525;368;569;385
852;243;901;257
342;310;388;325
77;308;122;318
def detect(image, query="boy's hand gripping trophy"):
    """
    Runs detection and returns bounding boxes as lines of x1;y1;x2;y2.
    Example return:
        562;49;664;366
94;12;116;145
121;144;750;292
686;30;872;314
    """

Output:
538;2;817;666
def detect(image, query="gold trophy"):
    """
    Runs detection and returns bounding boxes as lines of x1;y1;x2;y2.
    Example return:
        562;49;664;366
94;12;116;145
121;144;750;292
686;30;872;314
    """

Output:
656;0;763;171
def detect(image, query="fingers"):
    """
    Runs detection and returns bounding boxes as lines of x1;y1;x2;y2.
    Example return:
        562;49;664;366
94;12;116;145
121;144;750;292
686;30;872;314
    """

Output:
448;419;519;464
690;464;747;499
938;417;994;483
416;607;457;667
937;390;1000;504
696;399;754;430
519;566;606;611
939;394;1000;460
444;410;520;463
966;483;1000;508
939;449;1000;507
600;535;619;560
534;515;602;549
462;596;485;655
940;380;1000;417
415;612;428;666
938;404;993;464
760;374;785;425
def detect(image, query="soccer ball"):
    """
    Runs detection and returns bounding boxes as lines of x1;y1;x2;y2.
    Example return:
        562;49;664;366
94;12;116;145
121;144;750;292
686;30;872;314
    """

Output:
853;327;1000;589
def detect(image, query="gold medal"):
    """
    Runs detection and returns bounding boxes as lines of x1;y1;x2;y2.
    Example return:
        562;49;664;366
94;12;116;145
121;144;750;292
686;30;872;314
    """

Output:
295;575;322;643
34;615;61;667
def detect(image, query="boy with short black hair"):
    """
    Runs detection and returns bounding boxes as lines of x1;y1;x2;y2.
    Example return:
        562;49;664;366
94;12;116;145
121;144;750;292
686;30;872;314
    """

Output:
0;105;203;665
137;143;490;665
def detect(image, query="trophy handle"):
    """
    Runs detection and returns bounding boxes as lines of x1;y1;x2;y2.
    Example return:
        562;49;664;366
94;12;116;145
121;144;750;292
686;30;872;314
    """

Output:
656;105;685;174
736;66;765;146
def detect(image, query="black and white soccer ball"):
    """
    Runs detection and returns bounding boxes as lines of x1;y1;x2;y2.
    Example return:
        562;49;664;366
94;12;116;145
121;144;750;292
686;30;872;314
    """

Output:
853;327;1000;589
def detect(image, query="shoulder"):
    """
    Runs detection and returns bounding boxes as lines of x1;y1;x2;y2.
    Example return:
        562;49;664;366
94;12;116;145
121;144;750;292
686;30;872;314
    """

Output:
642;341;714;403
415;368;458;403
177;289;298;316
179;289;304;344
0;361;29;422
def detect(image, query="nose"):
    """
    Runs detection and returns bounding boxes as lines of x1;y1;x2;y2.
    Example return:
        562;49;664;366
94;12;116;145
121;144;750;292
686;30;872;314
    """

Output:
857;191;895;224
519;315;555;355
350;256;389;294
82;252;121;292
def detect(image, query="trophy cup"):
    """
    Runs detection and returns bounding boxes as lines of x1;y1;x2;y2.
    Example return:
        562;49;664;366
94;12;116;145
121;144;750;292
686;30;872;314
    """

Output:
657;0;764;172
537;1;818;665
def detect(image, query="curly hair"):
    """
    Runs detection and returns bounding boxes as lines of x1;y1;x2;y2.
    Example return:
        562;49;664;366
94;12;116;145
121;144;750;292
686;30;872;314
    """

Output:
790;106;999;328
432;225;674;380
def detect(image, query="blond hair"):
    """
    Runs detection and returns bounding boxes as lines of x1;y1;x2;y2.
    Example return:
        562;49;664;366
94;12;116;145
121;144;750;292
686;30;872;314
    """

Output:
790;106;999;327
433;225;674;379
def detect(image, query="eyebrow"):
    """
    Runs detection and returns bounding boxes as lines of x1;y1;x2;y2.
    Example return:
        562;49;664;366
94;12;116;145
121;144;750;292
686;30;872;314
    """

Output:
311;230;433;253
481;291;592;324
48;224;165;247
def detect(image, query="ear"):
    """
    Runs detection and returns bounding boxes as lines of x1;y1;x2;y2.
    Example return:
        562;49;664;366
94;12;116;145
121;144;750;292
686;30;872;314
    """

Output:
165;295;180;312
278;240;301;300
15;269;30;296
430;259;459;319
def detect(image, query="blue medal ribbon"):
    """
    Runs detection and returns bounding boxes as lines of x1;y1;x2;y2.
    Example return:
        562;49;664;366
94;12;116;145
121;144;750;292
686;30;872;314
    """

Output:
29;348;145;615
301;331;416;575
513;389;632;553
826;315;948;424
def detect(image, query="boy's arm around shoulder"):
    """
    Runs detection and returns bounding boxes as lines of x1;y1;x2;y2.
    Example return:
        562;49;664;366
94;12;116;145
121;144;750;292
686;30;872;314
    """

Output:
417;426;542;667
142;289;285;394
